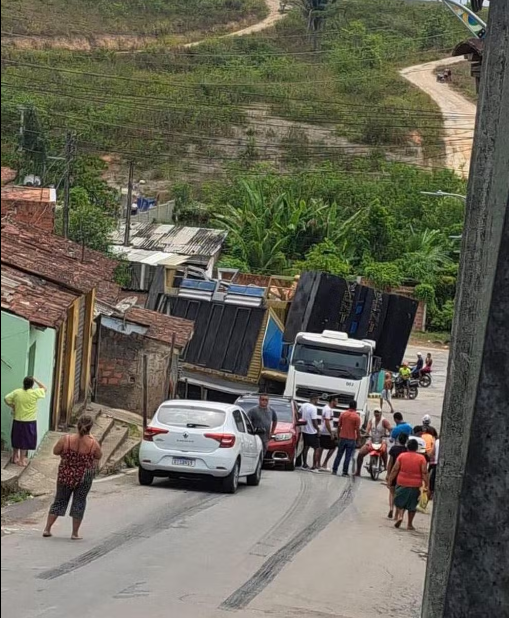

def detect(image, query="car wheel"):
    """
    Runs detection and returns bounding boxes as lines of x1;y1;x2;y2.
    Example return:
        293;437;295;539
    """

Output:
222;460;240;494
285;453;296;471
247;456;263;486
138;466;154;486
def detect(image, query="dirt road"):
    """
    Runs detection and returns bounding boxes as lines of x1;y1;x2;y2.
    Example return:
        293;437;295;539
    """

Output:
3;0;284;51
400;56;476;177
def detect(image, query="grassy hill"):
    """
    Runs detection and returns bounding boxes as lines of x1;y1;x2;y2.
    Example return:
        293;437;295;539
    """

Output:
1;0;268;39
1;0;474;183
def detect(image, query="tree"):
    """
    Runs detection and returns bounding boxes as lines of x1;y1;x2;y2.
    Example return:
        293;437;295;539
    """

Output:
295;239;351;277
64;187;116;254
289;0;339;49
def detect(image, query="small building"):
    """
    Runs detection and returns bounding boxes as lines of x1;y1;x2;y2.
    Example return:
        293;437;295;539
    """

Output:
1;222;116;436
1;265;79;450
1;185;57;233
111;223;228;279
92;300;194;417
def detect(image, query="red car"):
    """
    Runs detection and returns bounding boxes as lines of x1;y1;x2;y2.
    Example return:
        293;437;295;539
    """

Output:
235;395;305;471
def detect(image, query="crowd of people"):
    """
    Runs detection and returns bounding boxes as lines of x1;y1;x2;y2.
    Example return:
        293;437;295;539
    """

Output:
297;392;439;531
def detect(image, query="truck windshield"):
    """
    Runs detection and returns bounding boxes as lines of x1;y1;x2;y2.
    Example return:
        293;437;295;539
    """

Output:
292;343;368;379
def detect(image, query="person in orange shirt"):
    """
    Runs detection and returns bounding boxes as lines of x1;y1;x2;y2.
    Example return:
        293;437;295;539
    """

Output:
331;400;361;477
388;438;429;531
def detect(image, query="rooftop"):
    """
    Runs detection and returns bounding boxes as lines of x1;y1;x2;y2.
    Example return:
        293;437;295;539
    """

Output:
126;307;194;349
109;246;190;267
1;264;78;328
1;186;56;203
1;223;117;294
111;223;227;258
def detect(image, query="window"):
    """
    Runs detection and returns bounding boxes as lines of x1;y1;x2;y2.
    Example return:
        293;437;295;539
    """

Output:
233;410;246;433
158;406;225;429
292;343;368;379
241;412;255;434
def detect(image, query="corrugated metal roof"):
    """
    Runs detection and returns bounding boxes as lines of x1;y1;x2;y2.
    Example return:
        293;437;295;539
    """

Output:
112;223;227;258
110;246;190;267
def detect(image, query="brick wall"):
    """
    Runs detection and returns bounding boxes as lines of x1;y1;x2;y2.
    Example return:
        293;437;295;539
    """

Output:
95;326;174;416
1;196;55;233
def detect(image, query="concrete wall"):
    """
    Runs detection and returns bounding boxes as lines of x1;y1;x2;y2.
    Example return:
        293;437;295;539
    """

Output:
95;326;174;417
29;326;57;446
1;312;30;448
1;312;57;450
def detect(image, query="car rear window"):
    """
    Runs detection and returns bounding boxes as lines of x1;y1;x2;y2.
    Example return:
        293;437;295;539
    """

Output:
157;406;225;428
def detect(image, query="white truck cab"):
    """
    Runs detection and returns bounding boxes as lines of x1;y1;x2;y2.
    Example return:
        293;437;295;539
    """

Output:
284;330;379;427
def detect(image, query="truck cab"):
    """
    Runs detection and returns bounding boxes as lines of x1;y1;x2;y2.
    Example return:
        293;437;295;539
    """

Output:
283;330;378;427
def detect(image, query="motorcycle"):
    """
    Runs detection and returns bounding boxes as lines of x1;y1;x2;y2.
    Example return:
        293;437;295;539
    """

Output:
392;373;419;400
366;441;385;481
419;371;432;388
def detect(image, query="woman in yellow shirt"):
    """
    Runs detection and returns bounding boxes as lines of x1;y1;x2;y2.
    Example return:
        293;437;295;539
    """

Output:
4;376;47;466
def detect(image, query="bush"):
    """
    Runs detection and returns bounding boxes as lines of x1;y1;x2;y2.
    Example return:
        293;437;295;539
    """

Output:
429;299;455;332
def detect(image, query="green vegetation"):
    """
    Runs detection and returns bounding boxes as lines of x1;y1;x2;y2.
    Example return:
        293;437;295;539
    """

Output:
202;160;466;331
1;0;268;39
1;488;32;508
2;0;471;179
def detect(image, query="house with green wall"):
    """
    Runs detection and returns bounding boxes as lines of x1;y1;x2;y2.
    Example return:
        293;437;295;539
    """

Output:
1;264;79;452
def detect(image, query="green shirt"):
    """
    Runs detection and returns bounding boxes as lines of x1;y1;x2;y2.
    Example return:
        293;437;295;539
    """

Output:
5;388;46;422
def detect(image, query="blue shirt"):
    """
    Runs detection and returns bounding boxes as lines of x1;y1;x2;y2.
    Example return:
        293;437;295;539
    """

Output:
391;422;413;441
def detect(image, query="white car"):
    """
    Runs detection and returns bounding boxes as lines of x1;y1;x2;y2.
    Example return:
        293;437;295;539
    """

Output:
138;400;264;494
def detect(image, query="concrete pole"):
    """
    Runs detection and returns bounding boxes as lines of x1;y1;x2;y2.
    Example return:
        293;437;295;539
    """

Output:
422;3;509;618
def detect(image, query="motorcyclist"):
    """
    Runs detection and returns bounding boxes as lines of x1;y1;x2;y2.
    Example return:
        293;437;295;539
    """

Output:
411;353;424;378
398;362;412;398
355;408;391;476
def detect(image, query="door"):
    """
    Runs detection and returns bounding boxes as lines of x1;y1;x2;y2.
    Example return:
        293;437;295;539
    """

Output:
232;409;252;475
241;410;261;470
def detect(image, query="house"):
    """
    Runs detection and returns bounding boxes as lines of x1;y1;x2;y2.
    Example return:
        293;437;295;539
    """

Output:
1;185;57;233
1;265;79;450
1;223;112;444
111;223;228;281
1;223;193;436
92;292;194;416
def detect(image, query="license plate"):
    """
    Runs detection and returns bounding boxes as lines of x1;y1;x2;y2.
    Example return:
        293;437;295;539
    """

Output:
172;457;195;467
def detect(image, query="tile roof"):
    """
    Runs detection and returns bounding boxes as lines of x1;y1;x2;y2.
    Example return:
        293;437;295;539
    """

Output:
1;186;56;203
1;223;118;294
1;264;78;328
111;223;227;257
126;307;194;350
1;168;16;186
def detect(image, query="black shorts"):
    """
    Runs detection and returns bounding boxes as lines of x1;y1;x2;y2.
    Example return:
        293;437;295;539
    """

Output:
303;433;320;449
320;434;337;450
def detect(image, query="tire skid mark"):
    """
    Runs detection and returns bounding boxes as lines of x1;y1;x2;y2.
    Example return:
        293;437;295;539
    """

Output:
38;493;221;581
220;481;357;611
249;473;312;557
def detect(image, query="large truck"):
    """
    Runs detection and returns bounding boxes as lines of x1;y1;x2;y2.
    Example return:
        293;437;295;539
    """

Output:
283;330;381;427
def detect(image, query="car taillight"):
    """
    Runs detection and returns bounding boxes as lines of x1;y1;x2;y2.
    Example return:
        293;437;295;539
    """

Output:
143;427;169;442
204;433;236;448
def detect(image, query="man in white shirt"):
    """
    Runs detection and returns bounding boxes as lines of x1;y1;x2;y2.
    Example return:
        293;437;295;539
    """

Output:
320;395;339;470
300;395;322;472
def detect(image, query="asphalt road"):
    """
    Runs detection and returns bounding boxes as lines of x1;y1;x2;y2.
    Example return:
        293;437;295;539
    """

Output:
1;346;448;618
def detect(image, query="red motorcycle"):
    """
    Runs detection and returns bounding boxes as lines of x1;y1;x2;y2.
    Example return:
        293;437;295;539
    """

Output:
365;441;385;481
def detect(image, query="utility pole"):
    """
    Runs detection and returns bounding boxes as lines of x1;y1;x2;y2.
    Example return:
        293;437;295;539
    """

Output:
124;161;135;247
422;2;509;617
62;131;75;239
